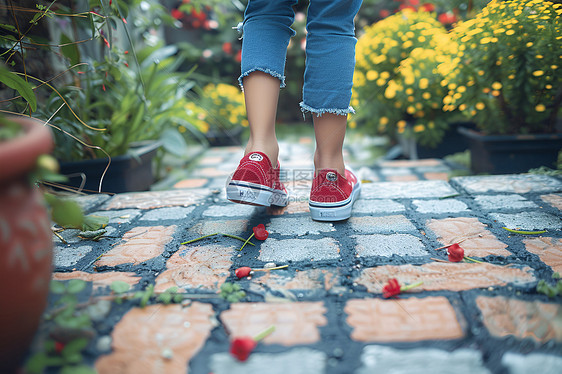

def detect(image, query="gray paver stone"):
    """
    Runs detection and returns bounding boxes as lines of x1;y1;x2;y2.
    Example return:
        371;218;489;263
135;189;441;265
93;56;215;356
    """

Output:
354;234;427;257
210;349;326;374
356;346;491;374
473;195;538;210
380;168;415;176
452;175;562;194
353;199;405;214
501;352;562;374
489;212;562;230
412;199;470;213
92;209;141;224
360;181;458;199
53;245;92;267
140;206;196;221
259;237;340;262
349;215;417;233
202;204;258;218
267;217;335;236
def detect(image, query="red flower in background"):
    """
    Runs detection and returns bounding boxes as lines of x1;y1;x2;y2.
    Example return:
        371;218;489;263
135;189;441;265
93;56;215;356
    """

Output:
235;50;242;63
222;42;233;55
230;337;257;361
420;3;436;12
379;9;391;18
447;243;464;262
382;278;402;298
171;9;184;20
252;224;269;241
438;11;457;25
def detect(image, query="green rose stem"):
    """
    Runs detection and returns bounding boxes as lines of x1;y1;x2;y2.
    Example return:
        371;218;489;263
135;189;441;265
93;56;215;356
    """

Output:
239;233;255;251
222;233;256;245
252;265;289;272
400;281;423;292
181;233;218;245
253;325;275;341
502;227;547;235
464;256;483;264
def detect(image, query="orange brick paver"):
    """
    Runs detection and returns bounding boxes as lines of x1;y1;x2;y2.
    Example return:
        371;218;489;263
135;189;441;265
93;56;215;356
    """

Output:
103;189;209;210
356;263;535;293
220;302;327;346
52;271;141;291
523;237;562;273
154;244;233;292
95;302;215;374
95;226;176;267
476;296;562;343
345;296;464;342
173;178;208;189
424;172;449;181
426;217;511;257
387;174;420;182
540;194;562;210
379;159;442;168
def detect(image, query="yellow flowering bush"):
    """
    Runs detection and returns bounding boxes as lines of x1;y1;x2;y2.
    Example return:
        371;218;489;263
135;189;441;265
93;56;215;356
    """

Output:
185;83;248;135
352;9;461;147
448;0;562;135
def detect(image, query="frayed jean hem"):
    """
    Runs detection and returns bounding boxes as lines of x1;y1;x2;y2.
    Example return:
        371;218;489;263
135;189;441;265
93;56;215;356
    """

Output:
238;68;286;90
299;102;355;118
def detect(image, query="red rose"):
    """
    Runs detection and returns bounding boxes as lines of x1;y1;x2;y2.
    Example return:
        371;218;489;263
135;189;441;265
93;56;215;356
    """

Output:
382;278;401;298
222;42;233;55
171;9;184;20
420;3;435;12
230;337;257;361
438;11;457;25
379;9;391;18
447;243;464;262
235;266;252;279
252;224;269;241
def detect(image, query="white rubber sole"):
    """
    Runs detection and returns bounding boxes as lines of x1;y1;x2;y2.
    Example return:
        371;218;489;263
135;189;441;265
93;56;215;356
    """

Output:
309;182;361;221
227;180;288;207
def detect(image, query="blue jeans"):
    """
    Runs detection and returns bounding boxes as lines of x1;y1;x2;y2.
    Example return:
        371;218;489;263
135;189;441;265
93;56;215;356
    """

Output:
239;0;362;116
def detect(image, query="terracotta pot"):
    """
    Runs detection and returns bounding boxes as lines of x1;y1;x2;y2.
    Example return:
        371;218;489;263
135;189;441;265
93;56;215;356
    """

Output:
0;116;54;373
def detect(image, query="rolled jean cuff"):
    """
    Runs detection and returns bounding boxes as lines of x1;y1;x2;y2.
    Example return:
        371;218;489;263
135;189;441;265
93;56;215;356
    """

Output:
238;67;286;90
299;102;355;117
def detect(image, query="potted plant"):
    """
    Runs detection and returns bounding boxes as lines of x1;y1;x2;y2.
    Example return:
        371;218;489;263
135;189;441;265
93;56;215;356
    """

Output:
351;8;466;159
186;82;248;146
448;0;562;174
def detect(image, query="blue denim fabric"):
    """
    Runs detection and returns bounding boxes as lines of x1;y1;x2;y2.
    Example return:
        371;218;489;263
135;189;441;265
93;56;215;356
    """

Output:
239;0;362;116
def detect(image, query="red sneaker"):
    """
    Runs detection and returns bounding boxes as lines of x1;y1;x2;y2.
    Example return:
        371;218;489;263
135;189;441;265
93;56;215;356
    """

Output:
309;168;361;221
226;151;288;207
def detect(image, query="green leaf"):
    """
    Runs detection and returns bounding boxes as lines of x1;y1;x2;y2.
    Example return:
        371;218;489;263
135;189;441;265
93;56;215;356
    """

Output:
25;352;49;374
61;365;97;374
110;281;131;294
157;293;172;305
48;196;84;229
160;128;187;156
67;279;87;294
553;272;560;279
0;64;37;111
172;294;183;303
50;280;67;294
60;33;80;66
82;214;109;231
164;286;178;294
62;338;89;355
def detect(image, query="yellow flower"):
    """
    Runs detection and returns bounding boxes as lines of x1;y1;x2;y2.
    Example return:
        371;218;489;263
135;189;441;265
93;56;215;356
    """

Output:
413;124;425;132
422;92;431;99
526;42;533;47
506;29;515;35
532;70;544;76
478;70;485;76
492;82;502;90
407;106;416;114
535;104;546;112
366;70;378;80
380;117;389;125
551;65;559;69
476;102;485;110
546;84;553;89
536;55;544;59
397;120;407;128
483;88;491;93
492;90;500;96
178;125;187;133
508;74;515;79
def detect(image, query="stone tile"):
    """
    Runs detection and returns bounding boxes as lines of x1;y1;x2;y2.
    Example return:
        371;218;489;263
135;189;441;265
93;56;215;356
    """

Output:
345;297;464;342
501;352;562;374
95;226;176;267
412;199;469;213
489;212;562;231
52;271;141;291
354;234;427;257
541;193;562;210
188;219;249;236
198;156;223;165
267;201;310;215
69;194;111;213
476;296;562;343
426;217;511;257
254;268;340;291
53;245;92;267
202;204;259;218
210;349;326;374
259;238;340;262
357;346;491;374
349;215;417;233
473;194;538;211
523;237;562;273
92;209;141;224
139;207;196;221
267;217;335;236
452;175;562;194
220;302;327;346
361;181;458;199
387;174;420;182
378;159;443;168
102;189;210;210
191;167;232;178
95;302;215;374
380;168;415;176
352;199;405;214
173;178;208;189
154;244;233;292
423;172;449;181
355;263;535;293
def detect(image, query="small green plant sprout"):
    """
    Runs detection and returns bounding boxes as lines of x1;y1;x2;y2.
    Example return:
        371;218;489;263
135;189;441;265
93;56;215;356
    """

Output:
220;282;246;303
536;273;562;298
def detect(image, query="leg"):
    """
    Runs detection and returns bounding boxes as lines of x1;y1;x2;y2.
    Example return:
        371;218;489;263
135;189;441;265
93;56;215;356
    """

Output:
302;0;362;174
239;0;297;165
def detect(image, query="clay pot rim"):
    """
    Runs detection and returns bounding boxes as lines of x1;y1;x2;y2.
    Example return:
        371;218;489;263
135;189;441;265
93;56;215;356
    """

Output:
0;116;54;182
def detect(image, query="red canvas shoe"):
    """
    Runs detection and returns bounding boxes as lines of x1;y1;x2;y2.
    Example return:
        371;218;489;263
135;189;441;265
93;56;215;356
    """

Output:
309;168;361;221
226;151;288;207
